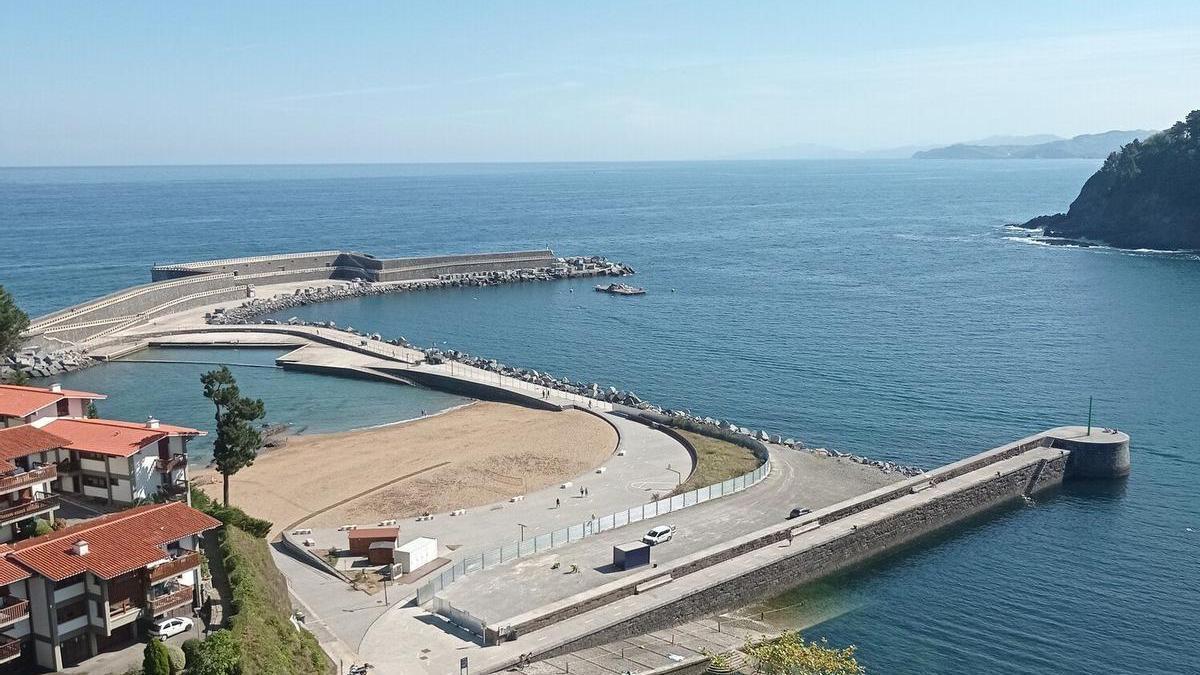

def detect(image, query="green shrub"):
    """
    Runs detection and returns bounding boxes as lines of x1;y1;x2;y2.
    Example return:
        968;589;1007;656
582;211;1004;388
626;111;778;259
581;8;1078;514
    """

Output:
184;629;240;675
165;643;185;673
142;638;171;675
190;488;273;538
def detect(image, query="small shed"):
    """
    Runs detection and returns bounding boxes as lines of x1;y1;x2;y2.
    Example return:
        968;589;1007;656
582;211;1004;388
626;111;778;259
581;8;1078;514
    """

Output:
367;541;395;565
348;527;399;556
395;536;438;574
613;541;651;570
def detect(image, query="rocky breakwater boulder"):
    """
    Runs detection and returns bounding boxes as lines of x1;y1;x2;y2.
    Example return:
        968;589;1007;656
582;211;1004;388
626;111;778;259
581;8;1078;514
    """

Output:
2;347;93;380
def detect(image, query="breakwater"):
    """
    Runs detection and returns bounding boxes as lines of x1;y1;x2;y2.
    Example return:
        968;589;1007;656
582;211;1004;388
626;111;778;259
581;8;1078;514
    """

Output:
15;250;631;371
204;255;633;326
485;426;1127;671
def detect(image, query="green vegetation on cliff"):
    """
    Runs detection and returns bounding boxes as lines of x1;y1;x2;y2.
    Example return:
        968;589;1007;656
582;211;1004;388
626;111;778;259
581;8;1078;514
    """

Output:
185;525;329;675
1019;110;1200;250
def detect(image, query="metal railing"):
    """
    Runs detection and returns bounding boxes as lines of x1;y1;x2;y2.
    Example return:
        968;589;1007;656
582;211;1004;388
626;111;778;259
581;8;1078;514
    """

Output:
417;461;771;605
0;598;29;627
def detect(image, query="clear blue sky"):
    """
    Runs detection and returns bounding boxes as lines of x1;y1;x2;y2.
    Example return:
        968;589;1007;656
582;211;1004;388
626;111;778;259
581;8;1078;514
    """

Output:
2;1;1198;165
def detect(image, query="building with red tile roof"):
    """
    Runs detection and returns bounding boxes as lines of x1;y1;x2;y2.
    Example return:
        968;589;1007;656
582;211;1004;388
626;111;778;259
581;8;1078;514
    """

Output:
0;384;105;427
39;418;203;506
8;502;220;671
0;426;69;463
11;502;218;581
39;418;200;459
0;426;66;544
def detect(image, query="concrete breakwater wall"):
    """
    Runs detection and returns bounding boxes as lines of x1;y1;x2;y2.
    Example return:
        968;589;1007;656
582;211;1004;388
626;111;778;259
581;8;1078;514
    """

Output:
513;444;1072;665
150;249;560;282
206;255;633;326
19;249;629;355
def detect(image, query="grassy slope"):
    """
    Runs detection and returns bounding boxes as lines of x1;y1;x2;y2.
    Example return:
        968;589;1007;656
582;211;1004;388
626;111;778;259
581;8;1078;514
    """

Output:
221;526;331;675
672;429;761;494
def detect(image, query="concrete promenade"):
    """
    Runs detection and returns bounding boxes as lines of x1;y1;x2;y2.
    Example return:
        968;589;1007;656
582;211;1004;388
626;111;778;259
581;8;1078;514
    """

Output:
360;443;1067;674
355;443;899;673
260;413;695;665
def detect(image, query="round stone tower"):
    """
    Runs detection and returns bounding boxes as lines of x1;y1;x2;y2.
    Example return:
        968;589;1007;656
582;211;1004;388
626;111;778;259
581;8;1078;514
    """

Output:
1047;426;1131;479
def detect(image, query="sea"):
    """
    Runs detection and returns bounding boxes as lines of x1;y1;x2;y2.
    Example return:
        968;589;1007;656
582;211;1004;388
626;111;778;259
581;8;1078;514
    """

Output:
1;161;1197;674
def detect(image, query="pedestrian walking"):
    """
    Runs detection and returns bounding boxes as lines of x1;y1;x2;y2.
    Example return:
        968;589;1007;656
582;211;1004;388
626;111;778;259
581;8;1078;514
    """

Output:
556;497;560;508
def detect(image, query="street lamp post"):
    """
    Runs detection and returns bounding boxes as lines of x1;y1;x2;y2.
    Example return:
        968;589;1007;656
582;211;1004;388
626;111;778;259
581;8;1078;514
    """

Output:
666;464;682;486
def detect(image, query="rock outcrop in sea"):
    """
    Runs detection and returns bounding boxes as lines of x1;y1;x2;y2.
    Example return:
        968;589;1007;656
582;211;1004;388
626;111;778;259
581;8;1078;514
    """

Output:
1013;110;1200;250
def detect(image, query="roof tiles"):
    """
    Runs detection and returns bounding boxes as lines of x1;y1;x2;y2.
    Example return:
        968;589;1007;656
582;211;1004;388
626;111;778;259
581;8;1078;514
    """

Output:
11;502;220;581
0;384;105;418
40;418;203;458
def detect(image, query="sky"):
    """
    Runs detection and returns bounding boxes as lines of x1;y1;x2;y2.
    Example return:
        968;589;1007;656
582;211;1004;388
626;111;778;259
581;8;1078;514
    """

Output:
2;1;1199;165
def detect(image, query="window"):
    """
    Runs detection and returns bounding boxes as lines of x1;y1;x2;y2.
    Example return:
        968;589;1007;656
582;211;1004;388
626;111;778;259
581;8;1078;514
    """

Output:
56;598;87;624
81;475;108;489
79;452;108;462
56;400;70;416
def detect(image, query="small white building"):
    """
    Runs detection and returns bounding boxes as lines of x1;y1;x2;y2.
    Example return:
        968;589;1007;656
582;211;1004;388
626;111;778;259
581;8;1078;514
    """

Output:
394;537;438;574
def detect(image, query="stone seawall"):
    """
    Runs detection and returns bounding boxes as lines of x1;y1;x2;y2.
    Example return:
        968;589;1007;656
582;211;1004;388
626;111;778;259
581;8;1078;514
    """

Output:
533;451;1068;661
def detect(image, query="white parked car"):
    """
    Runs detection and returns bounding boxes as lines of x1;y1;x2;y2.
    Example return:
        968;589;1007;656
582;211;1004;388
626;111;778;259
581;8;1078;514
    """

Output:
148;616;193;639
642;525;676;546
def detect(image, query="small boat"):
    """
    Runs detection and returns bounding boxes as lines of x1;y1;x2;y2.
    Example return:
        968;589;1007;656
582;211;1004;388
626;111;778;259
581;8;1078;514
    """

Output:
595;282;646;296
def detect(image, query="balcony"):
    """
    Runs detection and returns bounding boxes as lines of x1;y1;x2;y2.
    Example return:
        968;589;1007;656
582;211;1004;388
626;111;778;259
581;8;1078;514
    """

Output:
0;496;60;525
149;550;201;583
0;634;21;664
154;454;187;473
0;598;28;628
108;595;143;620
56;459;80;473
148;585;193;616
0;465;57;494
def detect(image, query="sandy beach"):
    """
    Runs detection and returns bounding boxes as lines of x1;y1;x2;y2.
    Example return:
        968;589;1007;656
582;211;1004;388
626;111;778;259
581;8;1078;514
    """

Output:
195;401;618;536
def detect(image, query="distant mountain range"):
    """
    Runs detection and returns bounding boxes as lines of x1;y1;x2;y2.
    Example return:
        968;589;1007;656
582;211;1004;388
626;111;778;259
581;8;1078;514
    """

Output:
727;130;1156;161
912;130;1157;159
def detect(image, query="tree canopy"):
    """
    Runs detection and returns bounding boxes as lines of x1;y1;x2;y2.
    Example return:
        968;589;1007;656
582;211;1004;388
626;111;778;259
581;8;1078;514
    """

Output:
143;638;173;675
201;366;266;506
0;285;29;357
1021;109;1200;249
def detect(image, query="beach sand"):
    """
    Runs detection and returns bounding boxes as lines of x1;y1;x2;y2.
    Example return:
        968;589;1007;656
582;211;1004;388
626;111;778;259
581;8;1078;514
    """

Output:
194;402;618;536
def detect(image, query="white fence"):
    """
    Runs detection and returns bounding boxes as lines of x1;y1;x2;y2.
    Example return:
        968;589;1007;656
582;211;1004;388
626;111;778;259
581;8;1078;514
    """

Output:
417;460;771;607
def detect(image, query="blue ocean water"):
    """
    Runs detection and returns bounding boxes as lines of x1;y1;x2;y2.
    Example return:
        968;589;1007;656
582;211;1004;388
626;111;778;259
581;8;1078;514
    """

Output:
1;161;1197;673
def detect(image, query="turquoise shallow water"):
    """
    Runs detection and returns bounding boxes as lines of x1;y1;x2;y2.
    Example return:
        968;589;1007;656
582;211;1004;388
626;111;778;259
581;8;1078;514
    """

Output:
2;161;1198;673
36;347;469;462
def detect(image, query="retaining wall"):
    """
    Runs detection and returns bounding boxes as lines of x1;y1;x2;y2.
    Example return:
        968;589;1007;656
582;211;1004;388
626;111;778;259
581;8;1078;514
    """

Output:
383;367;564;411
